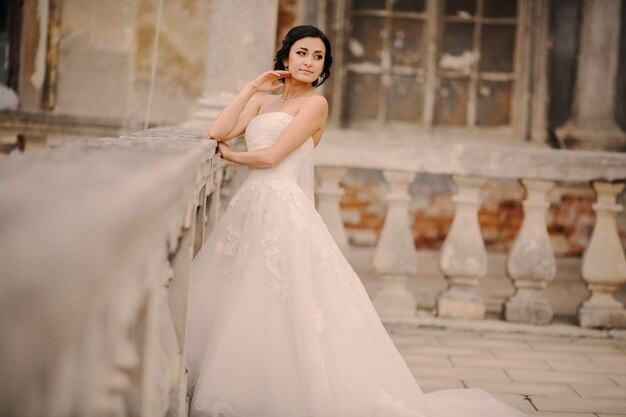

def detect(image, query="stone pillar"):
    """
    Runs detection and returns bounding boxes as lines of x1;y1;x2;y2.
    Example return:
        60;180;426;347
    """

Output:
504;180;557;325
437;176;487;319
182;0;279;132
372;170;418;319
315;167;350;255
578;181;626;328
556;0;626;151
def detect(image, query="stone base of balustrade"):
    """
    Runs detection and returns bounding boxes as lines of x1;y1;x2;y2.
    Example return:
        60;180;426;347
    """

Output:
503;291;553;325
372;275;417;319
437;285;485;320
578;301;626;329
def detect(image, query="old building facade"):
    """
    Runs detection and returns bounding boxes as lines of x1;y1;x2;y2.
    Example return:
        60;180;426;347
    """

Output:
1;0;626;415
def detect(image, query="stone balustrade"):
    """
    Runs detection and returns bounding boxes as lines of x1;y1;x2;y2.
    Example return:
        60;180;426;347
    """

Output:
1;122;625;417
314;130;626;328
0;127;225;417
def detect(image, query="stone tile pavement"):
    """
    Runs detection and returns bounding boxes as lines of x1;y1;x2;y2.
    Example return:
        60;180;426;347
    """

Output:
385;321;626;416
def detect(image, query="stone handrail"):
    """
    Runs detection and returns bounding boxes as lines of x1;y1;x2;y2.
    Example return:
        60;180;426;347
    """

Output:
314;130;626;181
0;127;224;417
314;129;626;328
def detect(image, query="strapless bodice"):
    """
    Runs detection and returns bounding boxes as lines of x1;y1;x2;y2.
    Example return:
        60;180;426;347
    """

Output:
244;112;314;184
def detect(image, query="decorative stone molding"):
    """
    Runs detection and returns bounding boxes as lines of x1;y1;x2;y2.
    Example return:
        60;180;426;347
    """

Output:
0;127;225;417
438;176;488;320
504;180;557;324
579;181;626;328
372;170;418;319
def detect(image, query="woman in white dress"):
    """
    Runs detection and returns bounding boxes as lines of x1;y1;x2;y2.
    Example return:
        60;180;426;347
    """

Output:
186;25;528;417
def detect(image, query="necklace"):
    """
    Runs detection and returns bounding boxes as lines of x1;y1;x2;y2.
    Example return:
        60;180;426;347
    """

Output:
280;91;314;102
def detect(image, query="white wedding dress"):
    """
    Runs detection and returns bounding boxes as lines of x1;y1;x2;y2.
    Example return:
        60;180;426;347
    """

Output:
186;112;527;417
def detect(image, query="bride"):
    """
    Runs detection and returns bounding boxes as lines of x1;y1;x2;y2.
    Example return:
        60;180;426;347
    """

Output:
186;25;528;417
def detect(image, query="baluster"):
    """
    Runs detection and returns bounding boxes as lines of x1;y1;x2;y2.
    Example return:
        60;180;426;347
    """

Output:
579;181;626;328
438;175;487;319
205;167;224;238
194;185;207;257
315;167;350;254
504;180;556;324
372;170;418;319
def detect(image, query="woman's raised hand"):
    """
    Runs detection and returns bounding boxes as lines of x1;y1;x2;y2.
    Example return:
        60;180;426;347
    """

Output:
249;70;291;93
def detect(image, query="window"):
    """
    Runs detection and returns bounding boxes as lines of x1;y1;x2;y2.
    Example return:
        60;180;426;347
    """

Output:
327;0;529;137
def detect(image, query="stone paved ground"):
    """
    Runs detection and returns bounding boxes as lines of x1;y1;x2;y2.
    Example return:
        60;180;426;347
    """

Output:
385;322;626;416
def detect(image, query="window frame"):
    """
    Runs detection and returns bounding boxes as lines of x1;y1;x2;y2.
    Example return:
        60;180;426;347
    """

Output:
324;0;542;141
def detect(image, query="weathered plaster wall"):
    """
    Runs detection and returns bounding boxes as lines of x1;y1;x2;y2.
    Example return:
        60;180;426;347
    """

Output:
277;0;303;50
55;0;209;125
56;0;137;119
131;0;210;124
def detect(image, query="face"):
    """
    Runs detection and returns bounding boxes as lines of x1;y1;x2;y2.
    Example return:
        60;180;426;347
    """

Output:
284;36;326;84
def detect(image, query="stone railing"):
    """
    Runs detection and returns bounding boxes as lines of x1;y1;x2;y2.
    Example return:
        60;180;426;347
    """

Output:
314;130;626;329
0;127;226;417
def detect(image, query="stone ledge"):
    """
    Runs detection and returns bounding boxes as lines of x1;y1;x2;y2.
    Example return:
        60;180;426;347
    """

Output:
384;316;626;340
316;130;626;182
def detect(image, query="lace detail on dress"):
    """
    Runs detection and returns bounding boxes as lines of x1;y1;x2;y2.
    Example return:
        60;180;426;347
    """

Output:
262;229;293;300
312;300;327;334
310;224;369;299
216;242;250;301
214;222;241;256
348;306;367;329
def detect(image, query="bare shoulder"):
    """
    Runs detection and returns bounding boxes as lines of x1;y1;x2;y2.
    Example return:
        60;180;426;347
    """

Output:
299;95;328;117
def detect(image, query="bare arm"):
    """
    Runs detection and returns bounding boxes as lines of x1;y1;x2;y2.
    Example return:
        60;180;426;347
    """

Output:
208;70;291;141
218;96;328;168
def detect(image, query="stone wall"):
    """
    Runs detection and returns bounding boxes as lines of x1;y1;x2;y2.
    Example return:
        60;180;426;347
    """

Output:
131;0;210;124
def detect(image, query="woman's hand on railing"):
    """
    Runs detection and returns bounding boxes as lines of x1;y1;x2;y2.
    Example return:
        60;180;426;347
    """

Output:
207;136;219;153
217;141;232;161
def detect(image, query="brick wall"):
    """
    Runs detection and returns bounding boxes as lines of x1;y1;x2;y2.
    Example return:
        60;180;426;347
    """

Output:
337;172;626;257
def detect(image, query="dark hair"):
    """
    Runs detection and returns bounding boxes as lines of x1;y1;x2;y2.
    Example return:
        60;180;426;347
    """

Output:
274;25;333;87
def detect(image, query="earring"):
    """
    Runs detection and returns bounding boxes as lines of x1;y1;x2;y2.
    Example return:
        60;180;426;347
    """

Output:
285;65;289;70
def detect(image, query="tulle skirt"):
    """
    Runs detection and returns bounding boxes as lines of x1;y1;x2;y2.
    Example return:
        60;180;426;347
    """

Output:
186;175;527;417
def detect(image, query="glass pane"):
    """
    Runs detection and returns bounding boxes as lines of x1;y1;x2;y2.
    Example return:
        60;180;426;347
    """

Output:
434;78;469;125
483;0;517;17
394;0;426;12
346;72;381;121
353;0;386;10
477;81;512;126
390;19;426;67
479;25;516;72
387;75;424;122
441;22;474;56
445;0;476;18
440;22;475;75
348;17;385;64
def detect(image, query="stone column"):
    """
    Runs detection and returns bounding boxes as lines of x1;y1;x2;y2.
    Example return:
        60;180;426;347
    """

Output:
372;170;418;319
556;0;626;151
437;175;487;319
315;167;350;254
579;181;626;328
504;180;557;325
182;0;279;132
